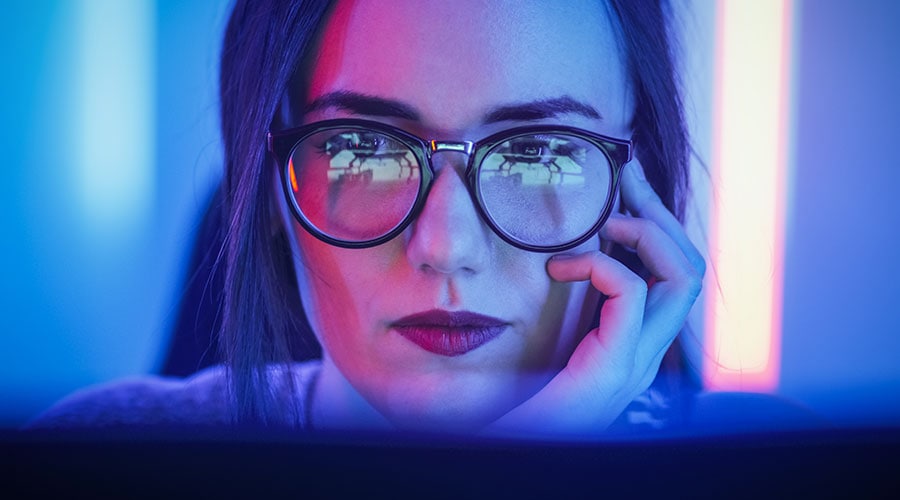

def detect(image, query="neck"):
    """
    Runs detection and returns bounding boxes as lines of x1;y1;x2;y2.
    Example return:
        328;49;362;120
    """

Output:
311;356;394;432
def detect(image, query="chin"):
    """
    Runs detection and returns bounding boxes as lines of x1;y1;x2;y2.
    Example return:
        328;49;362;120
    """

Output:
374;369;552;435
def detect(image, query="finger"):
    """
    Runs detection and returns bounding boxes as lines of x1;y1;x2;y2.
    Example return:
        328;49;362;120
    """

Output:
600;215;698;288
620;159;706;278
599;215;702;366
547;252;646;371
635;333;678;395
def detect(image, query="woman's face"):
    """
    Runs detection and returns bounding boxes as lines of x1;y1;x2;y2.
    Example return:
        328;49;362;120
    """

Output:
281;0;634;432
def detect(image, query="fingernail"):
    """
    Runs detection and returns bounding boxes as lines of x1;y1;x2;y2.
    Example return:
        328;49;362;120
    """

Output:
550;253;577;261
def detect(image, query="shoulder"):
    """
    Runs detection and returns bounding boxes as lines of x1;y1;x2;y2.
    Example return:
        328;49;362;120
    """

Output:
26;366;231;429
26;361;322;430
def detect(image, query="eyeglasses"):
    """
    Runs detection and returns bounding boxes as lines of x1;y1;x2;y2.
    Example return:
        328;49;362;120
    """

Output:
267;119;632;252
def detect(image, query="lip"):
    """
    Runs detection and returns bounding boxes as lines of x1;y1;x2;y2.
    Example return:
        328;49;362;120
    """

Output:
390;310;509;357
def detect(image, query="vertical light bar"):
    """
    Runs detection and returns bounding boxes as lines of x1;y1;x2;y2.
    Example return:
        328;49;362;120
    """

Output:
704;0;794;392
77;0;155;236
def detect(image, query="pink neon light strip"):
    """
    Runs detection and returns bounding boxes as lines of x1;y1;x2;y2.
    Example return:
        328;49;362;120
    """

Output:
703;1;793;392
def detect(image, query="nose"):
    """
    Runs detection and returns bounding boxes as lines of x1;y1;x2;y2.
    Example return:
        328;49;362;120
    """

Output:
405;151;490;276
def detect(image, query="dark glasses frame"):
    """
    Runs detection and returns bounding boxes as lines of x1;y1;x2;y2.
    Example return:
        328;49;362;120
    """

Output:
267;118;632;253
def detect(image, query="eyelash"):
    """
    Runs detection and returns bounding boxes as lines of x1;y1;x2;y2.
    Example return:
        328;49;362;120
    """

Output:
495;137;584;168
314;132;406;164
311;131;587;172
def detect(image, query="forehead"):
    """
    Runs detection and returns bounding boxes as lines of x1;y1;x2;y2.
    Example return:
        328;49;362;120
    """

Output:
304;0;633;133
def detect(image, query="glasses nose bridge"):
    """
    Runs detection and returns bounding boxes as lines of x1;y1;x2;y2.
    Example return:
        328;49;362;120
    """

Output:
426;140;476;188
429;139;474;156
428;140;475;169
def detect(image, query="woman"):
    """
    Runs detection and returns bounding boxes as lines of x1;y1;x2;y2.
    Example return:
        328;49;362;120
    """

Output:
32;0;705;438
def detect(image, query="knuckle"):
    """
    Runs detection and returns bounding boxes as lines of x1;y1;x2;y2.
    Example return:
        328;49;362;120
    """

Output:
634;217;660;235
690;252;707;279
587;251;608;272
588;251;605;266
630;218;664;249
626;272;649;298
680;267;704;300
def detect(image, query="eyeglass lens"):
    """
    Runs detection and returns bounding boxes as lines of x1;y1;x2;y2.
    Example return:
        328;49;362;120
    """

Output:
478;134;611;247
287;127;613;248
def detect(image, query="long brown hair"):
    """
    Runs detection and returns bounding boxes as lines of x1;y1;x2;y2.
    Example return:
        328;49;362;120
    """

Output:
218;0;694;424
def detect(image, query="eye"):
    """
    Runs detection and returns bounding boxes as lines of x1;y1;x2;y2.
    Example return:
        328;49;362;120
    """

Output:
316;131;404;161
496;136;586;168
503;137;553;164
548;138;586;162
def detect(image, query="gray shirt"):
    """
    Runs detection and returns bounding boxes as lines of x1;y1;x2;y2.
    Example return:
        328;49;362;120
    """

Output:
27;361;321;430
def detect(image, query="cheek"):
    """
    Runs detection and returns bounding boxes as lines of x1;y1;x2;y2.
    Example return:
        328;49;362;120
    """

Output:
492;245;596;370
519;239;602;368
289;224;393;353
290;207;601;369
515;276;595;372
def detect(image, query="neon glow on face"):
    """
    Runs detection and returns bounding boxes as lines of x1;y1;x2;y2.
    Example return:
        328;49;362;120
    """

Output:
284;124;618;248
278;0;635;432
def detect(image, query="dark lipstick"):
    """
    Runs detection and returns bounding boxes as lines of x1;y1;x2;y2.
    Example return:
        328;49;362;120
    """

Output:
391;310;508;356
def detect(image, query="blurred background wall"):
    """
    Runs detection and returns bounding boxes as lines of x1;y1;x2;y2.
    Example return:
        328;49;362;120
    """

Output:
1;0;228;424
1;0;898;428
778;0;900;425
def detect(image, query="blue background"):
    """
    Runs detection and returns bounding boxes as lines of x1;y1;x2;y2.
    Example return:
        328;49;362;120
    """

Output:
2;0;899;428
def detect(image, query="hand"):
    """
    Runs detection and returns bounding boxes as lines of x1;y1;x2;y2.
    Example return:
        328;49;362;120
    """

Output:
485;159;706;439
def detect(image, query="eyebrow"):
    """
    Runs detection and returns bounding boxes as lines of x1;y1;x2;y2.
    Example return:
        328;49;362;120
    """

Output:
304;91;601;124
304;91;420;120
483;96;602;123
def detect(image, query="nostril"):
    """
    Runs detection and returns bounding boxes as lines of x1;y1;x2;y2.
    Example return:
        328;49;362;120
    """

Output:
417;256;478;277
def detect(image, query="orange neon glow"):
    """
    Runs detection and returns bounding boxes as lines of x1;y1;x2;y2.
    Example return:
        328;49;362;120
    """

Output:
289;158;299;192
704;0;793;392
